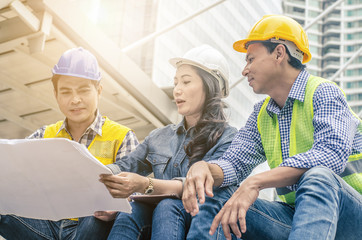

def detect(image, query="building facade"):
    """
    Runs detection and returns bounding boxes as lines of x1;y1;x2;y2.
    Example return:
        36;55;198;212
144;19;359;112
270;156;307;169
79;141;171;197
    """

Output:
283;0;362;114
75;0;283;128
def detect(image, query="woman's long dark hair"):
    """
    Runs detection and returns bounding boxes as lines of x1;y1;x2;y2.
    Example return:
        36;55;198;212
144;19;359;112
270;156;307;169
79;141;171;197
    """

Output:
185;66;227;166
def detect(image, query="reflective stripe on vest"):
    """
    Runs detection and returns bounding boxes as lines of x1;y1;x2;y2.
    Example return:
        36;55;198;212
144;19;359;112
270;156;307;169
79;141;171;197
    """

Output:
257;75;362;205
44;117;131;165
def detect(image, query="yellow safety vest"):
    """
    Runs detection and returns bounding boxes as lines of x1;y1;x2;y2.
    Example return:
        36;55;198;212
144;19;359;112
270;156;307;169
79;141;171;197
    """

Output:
44;117;131;221
257;75;362;205
44;117;131;165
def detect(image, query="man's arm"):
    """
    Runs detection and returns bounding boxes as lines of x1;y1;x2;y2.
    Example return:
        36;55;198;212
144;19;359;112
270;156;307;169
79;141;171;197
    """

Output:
107;131;152;176
182;102;267;215
280;83;357;175
209;166;307;239
116;131;139;159
26;126;46;139
96;130;139;221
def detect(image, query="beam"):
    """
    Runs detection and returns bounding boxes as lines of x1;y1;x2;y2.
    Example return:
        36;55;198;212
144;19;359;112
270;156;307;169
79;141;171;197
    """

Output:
330;46;362;81
10;0;40;32
122;0;227;53
304;0;345;30
27;11;52;53
0;70;59;111
0;107;39;131
0;0;13;10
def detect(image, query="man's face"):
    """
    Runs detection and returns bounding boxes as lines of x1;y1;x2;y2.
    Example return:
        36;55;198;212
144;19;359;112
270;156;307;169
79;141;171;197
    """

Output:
242;43;278;95
54;75;102;127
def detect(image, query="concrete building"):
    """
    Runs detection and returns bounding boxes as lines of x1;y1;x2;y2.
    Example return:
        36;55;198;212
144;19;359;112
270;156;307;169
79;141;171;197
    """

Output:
282;0;362;115
73;0;283;129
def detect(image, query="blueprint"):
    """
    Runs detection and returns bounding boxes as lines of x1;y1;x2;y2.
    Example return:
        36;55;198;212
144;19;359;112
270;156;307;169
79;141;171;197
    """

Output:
0;138;131;220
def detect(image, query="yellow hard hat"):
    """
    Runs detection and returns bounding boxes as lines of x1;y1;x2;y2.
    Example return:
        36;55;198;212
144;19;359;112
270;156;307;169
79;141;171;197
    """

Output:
233;15;312;64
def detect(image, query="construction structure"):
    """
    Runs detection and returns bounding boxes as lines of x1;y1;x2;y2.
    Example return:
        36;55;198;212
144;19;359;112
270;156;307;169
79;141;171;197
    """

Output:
0;0;282;140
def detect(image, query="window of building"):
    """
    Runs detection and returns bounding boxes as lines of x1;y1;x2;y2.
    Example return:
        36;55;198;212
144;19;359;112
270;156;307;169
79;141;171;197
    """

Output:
308;10;319;17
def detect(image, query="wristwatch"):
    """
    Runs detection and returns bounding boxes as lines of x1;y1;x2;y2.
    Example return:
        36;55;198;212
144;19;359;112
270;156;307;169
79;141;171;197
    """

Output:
144;177;154;194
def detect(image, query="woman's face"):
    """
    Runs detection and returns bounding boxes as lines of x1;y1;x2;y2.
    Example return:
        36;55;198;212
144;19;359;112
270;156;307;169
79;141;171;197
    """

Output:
173;65;206;127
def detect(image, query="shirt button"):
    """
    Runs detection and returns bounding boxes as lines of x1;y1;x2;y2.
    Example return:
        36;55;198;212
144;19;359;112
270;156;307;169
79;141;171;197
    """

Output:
174;163;178;167
281;116;285;120
153;160;156;163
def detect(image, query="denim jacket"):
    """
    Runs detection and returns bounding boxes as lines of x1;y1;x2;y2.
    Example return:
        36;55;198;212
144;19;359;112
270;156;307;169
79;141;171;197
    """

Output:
107;119;237;180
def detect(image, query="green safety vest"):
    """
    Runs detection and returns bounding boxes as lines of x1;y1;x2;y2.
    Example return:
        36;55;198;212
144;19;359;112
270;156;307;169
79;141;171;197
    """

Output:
257;75;362;205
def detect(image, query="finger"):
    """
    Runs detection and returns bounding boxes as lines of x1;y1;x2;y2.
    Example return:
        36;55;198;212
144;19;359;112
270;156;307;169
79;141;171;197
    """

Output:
94;211;102;216
103;183;128;198
204;174;214;198
182;180;198;214
101;176;129;186
99;174;115;182
220;206;232;240
229;207;241;238
238;208;247;233
101;180;124;190
195;177;206;204
209;209;224;235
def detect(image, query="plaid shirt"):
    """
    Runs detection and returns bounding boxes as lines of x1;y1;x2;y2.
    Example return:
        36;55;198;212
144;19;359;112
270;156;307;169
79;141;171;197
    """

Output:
27;111;139;160
210;70;362;189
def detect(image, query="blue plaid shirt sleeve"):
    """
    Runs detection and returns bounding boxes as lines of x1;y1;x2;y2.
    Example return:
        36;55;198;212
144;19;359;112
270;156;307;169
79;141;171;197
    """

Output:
209;101;267;187
280;83;358;174
26;126;47;139
116;130;139;161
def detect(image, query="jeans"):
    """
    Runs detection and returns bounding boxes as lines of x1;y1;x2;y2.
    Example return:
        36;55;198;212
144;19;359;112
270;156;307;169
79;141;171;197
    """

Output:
241;166;362;240
186;185;237;240
107;201;153;240
0;215;113;240
108;185;237;240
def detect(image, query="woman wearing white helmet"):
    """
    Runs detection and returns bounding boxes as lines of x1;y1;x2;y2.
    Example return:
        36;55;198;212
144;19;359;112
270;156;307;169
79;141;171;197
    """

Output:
100;45;238;239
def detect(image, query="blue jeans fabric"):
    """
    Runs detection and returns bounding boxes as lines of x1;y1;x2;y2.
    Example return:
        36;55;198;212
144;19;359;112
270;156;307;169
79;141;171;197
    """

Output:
107;201;153;240
151;198;192;240
241;166;362;240
187;185;237;240
108;185;237;240
0;215;113;240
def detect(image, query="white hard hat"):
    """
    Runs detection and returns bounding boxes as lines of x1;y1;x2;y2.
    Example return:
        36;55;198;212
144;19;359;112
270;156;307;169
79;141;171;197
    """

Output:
169;45;230;97
52;47;101;81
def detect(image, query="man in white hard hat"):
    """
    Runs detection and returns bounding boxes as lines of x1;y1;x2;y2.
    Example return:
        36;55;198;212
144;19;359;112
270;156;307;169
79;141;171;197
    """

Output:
182;15;362;240
0;47;139;240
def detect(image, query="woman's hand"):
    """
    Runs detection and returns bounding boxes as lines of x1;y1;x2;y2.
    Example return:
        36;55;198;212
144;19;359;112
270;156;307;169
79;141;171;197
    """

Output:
93;211;118;221
99;172;148;198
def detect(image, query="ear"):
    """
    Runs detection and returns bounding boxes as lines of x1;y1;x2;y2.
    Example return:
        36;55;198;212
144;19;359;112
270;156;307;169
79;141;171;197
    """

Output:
275;44;287;62
97;83;103;96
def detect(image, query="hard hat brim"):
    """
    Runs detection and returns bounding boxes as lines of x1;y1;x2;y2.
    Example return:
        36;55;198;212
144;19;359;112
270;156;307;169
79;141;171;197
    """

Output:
233;38;311;64
233;39;248;53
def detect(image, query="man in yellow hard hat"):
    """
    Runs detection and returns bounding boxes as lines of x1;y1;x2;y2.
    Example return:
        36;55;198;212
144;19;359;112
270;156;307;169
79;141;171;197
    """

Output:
182;15;362;239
